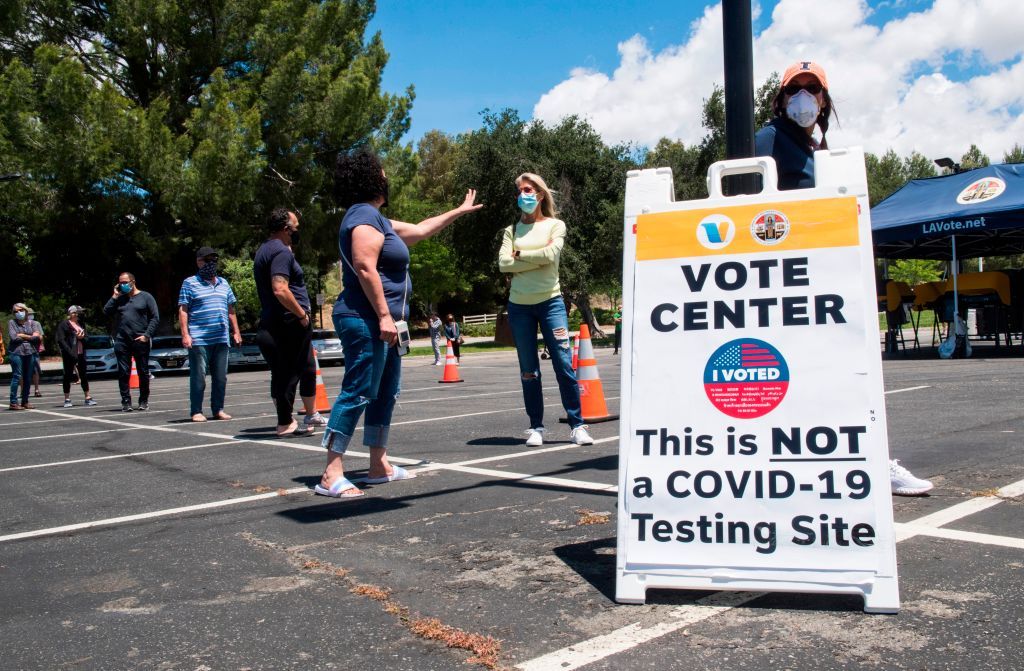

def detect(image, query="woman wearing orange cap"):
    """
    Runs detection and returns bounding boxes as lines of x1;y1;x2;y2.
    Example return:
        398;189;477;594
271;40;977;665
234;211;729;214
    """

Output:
755;62;935;498
755;61;836;191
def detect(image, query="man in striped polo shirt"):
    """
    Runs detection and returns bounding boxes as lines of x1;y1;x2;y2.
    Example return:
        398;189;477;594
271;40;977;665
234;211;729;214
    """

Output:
179;246;243;422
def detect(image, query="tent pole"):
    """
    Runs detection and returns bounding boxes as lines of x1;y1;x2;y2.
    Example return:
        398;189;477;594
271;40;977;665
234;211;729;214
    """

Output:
952;234;959;335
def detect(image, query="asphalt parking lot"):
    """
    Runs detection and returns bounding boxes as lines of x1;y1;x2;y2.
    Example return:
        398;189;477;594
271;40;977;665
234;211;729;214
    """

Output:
1;348;1022;670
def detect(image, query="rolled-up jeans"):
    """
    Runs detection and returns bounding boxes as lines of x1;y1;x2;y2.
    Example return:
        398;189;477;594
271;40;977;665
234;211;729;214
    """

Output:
507;296;583;430
321;314;401;454
188;343;229;416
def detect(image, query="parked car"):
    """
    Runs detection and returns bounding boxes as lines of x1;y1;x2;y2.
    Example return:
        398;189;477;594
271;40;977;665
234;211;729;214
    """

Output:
228;333;266;369
311;329;344;366
148;336;189;374
83;335;117;374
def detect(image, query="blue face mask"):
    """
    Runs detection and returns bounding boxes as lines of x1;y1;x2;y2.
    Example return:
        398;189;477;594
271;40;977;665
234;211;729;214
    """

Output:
517;193;539;214
14;311;25;320
119;282;133;294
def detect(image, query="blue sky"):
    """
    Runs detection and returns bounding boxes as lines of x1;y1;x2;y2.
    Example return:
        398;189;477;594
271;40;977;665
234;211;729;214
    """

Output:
370;1;1024;160
371;1;727;140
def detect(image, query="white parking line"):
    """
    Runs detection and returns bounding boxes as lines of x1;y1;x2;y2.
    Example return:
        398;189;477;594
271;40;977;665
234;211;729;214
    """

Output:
0;427;141;442
0;440;238;473
0;487;309;542
517;591;763;671
884;385;931;394
896;524;1024;550
513;474;1024;671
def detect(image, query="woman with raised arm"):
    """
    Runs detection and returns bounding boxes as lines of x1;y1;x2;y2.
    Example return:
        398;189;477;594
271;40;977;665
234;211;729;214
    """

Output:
316;149;482;498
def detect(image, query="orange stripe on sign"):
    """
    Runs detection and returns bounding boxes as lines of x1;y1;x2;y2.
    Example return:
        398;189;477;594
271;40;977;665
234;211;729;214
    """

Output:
635;197;859;261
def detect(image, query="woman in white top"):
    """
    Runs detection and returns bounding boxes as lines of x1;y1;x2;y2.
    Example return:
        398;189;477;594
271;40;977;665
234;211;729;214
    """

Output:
498;173;592;448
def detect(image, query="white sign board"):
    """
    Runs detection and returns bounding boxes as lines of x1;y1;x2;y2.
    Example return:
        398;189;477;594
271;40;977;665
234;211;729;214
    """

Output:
616;151;899;613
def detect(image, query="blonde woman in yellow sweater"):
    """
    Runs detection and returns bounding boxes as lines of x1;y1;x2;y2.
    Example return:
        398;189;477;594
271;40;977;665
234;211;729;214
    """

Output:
498;173;593;448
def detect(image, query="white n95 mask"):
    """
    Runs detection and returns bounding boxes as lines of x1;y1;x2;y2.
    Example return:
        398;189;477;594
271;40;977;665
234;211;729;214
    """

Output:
786;89;820;128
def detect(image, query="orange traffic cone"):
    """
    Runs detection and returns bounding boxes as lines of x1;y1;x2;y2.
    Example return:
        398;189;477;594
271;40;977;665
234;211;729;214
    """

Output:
571;336;579;371
438;339;463;384
129;357;140;389
311;351;330;412
562;323;617;423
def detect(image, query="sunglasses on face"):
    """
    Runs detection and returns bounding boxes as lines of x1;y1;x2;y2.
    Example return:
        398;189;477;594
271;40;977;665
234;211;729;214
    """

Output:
783;81;823;96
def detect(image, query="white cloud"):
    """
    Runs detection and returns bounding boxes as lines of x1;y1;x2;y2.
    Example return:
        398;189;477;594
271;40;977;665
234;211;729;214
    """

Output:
533;0;1024;161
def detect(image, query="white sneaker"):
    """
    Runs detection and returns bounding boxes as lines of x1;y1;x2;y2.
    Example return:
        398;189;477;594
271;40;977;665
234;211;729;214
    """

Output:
890;459;933;496
570;425;594;445
63;400;73;408
304;411;328;427
525;428;544;447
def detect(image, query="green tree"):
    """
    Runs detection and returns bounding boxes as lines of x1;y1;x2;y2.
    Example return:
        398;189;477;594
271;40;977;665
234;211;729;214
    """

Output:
219;256;259;331
903;151;936;179
865;149;906;206
1003;144;1024;164
644;138;703;200
888;259;943;286
0;0;410;319
959;144;990;171
408;238;470;315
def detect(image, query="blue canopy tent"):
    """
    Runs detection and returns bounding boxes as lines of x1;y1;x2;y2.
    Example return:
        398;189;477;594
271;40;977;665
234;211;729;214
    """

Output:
871;163;1024;351
872;163;1024;260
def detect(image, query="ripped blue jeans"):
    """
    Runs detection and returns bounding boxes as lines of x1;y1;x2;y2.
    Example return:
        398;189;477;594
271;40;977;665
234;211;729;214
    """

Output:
321;314;401;454
508;297;583;430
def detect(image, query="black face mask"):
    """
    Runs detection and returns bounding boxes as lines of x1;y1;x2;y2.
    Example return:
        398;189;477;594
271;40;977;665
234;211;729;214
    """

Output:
288;226;301;246
381;179;390;209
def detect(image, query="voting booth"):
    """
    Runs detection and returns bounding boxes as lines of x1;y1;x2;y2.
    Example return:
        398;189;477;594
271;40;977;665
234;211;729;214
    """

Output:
616;150;900;613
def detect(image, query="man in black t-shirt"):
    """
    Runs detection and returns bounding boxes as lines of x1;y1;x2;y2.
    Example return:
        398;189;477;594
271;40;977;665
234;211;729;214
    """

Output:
253;208;316;436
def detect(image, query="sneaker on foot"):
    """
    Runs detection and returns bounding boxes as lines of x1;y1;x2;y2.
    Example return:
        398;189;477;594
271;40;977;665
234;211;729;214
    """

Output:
570;425;594;445
122;403;133;412
525;428;544;447
63;400;73;408
304;411;328;427
84;398;97;406
890;459;933;496
137;402;148;411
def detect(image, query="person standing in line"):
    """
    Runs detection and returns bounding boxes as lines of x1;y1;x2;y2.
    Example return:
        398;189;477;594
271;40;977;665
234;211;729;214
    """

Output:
56;306;97;408
316;148;481;498
253;208;317;437
103;272;159;412
179;246;243;422
26;309;43;397
8;303;41;410
294;348;329;428
428;312;443;365
756;60;932;497
443;313;462;364
498;172;593;448
613;309;622;355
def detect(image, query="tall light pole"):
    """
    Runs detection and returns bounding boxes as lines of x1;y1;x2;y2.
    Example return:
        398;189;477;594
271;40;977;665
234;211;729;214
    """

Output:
722;0;756;195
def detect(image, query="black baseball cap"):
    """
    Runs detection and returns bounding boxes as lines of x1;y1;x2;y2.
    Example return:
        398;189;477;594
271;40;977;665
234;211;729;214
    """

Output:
196;246;219;259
